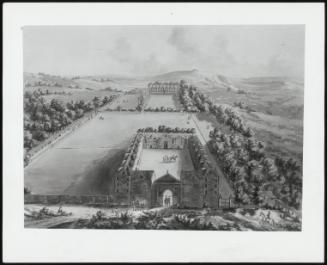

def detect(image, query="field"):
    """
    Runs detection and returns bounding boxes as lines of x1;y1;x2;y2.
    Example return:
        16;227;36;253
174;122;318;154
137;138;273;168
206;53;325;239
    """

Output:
25;112;195;195
134;149;194;182
24;85;120;104
146;95;181;110
107;94;140;109
43;90;119;104
239;111;303;160
200;77;304;162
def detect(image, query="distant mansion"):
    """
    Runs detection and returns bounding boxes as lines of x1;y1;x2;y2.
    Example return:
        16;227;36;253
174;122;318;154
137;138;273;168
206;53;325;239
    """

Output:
148;81;180;95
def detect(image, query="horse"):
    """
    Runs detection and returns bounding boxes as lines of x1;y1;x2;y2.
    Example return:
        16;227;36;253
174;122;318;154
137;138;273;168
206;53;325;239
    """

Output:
163;155;169;162
169;154;178;161
163;154;178;163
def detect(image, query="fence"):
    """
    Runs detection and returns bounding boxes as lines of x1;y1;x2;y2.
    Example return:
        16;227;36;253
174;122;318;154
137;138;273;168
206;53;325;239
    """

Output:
24;194;118;206
25;194;260;210
217;196;256;209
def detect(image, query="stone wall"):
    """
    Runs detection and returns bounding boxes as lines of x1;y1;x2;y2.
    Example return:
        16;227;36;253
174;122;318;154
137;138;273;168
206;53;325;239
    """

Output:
143;133;187;149
114;134;143;197
130;170;153;208
202;171;220;209
180;170;202;208
186;135;221;208
24;194;114;205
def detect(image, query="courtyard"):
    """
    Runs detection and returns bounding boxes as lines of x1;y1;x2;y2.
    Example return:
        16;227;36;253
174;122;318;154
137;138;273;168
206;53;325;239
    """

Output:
133;149;194;182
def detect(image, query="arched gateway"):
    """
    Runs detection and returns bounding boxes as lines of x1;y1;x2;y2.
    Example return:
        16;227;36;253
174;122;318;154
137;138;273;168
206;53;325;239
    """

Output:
151;173;181;207
162;189;173;207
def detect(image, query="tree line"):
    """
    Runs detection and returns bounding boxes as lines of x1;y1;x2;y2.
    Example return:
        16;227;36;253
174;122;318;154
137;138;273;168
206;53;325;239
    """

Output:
137;125;195;134
179;81;254;137
208;126;302;209
24;90;116;158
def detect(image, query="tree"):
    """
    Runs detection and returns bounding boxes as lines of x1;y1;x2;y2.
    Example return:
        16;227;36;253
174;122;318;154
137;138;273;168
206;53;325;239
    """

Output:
180;80;186;88
262;158;278;181
43;122;52;132
244;127;254;137
250;183;263;205
66;101;75;110
92;96;101;109
236;149;249;164
50;99;65;112
42;114;50;123
34;111;43;121
24;186;31;194
51;120;60;131
33;130;49;141
67;110;76;120
75;109;84;118
246;160;259;178
24;131;33;149
102;96;110;105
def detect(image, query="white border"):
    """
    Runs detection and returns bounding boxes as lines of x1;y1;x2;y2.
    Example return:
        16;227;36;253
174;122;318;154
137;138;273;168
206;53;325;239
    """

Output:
3;3;325;262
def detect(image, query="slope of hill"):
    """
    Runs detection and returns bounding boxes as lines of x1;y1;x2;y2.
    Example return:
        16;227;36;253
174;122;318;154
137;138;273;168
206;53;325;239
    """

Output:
150;69;239;93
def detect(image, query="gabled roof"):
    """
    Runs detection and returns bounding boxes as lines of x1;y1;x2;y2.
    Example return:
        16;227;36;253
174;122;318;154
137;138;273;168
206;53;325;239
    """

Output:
153;172;180;184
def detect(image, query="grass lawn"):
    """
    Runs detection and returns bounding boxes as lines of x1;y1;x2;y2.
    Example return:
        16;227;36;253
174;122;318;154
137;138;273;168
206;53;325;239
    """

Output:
146;95;181;110
108;94;140;109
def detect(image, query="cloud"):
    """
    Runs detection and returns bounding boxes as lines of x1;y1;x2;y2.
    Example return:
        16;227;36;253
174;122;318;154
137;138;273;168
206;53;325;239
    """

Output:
107;37;132;63
266;47;304;77
210;35;237;68
23;26;304;77
168;27;197;55
133;53;168;75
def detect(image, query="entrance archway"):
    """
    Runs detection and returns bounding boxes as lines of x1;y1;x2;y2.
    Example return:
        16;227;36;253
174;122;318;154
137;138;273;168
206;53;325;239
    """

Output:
162;189;173;207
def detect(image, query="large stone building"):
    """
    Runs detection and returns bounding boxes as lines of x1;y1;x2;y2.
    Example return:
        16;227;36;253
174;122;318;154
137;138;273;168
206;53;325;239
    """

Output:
148;81;180;95
113;131;228;209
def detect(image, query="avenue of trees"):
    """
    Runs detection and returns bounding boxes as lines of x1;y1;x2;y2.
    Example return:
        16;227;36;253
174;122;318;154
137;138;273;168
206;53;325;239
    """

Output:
179;81;254;137
24;90;117;158
208;127;302;209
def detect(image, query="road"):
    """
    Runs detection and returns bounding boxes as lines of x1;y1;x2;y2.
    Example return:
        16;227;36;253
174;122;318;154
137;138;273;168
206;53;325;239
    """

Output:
190;114;234;198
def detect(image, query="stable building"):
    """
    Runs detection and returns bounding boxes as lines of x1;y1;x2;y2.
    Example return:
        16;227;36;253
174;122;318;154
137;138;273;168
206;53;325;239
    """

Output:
114;132;222;209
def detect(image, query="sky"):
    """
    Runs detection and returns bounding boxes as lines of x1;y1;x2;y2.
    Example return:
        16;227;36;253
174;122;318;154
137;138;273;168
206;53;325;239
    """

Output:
23;25;304;78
